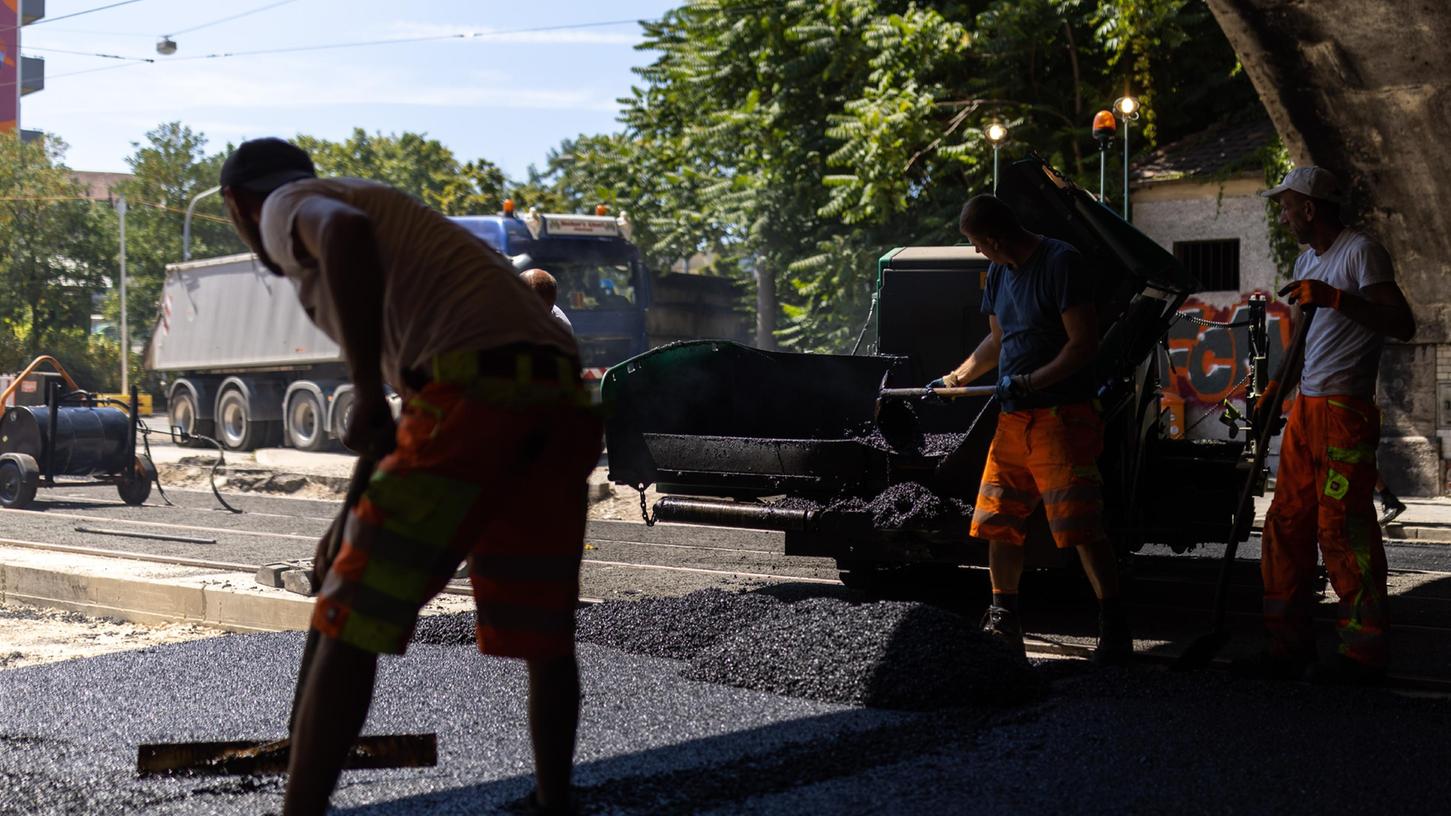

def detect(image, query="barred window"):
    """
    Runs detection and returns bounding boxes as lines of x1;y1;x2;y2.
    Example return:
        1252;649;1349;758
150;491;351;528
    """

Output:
1174;239;1241;292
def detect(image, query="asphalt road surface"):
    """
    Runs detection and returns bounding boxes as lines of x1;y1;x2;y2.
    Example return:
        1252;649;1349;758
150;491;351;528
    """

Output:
5;485;1451;813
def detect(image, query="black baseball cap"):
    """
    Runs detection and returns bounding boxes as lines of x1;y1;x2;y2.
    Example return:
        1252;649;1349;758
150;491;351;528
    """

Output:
220;138;316;194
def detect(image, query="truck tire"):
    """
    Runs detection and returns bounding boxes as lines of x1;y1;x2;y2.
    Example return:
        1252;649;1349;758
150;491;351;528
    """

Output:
168;389;214;448
286;390;329;452
216;387;261;451
330;390;355;449
117;454;156;506
0;454;39;510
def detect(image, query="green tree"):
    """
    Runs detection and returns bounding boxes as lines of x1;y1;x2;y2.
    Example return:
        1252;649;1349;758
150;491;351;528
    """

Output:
113;122;245;347
293;129;508;215
0;132;113;371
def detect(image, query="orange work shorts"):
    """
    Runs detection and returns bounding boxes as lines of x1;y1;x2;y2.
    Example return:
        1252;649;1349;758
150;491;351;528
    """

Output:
969;401;1105;549
313;351;602;660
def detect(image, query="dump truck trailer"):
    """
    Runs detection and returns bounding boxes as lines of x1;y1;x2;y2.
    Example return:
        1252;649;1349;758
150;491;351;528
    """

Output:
151;210;748;451
602;157;1265;583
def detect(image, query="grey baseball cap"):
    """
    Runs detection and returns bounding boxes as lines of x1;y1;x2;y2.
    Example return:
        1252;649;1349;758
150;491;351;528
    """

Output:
220;138;316;194
1261;166;1343;203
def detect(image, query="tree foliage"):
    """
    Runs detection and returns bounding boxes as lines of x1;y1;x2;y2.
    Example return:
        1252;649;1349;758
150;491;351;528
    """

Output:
293;129;508;215
0;132;113;375
522;0;1256;351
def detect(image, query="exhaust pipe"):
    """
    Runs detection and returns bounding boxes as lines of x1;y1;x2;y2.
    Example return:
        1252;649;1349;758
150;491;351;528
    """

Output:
653;496;814;532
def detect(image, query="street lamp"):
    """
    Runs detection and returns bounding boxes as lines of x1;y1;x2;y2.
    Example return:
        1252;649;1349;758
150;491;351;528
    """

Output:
1092;110;1117;204
183;185;222;261
1115;95;1140;221
985;122;1008;194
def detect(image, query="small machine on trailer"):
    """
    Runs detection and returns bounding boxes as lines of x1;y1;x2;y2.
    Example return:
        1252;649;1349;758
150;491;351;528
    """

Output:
601;156;1278;585
0;357;156;510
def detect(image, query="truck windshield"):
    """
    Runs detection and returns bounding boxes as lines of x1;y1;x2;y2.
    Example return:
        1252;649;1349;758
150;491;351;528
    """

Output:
548;260;641;311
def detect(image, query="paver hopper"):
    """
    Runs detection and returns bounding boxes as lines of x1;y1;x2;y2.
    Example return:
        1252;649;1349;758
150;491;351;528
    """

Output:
604;156;1265;581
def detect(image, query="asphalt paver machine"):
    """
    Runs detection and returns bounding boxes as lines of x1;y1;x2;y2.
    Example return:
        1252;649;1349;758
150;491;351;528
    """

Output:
0;357;155;510
603;156;1272;584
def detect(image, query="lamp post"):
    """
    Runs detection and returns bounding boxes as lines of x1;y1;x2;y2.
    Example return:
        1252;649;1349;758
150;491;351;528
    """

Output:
183;185;222;261
1114;95;1140;221
1091;110;1117;204
117;195;128;395
985;122;1008;194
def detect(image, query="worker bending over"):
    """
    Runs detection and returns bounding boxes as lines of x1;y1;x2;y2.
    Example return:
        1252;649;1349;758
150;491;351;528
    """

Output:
220;138;600;814
1254;167;1415;684
931;194;1130;663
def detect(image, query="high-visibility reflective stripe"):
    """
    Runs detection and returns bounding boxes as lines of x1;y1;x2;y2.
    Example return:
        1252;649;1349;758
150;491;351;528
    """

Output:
367;471;481;548
972;510;1026;529
1041;485;1102;506
1327;444;1374;464
338;609;408;654
1327;399;1371;419
978;483;1038;504
1048;515;1101;533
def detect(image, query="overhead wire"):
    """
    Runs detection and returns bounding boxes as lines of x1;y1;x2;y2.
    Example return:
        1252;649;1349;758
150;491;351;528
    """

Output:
1;0;149;34
164;0;300;37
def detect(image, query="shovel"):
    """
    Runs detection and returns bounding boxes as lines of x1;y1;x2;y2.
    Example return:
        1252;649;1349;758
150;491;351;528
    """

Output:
1173;307;1315;671
137;455;436;776
875;383;996;452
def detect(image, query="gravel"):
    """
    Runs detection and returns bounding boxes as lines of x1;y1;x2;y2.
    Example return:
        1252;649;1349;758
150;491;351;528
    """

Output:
682;596;1041;710
862;481;971;530
574;589;782;660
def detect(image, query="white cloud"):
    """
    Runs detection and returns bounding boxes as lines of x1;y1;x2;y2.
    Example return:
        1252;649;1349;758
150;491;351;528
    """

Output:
31;55;620;116
383;20;643;46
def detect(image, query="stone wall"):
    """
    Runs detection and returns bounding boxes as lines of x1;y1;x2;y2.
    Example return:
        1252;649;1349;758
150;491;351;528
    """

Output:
1206;0;1451;495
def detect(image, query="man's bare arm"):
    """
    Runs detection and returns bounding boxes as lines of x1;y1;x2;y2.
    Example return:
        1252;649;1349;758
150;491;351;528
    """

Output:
1025;303;1097;390
289;196;393;454
1339;281;1416;342
943;316;1003;386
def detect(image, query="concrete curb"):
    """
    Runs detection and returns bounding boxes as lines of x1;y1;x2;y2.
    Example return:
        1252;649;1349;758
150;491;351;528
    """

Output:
0;545;473;634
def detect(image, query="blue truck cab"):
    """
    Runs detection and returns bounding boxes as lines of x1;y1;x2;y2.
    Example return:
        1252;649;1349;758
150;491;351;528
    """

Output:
451;208;652;383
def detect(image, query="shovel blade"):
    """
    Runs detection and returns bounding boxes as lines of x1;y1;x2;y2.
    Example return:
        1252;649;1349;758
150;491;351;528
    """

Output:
1171;630;1232;672
137;733;437;777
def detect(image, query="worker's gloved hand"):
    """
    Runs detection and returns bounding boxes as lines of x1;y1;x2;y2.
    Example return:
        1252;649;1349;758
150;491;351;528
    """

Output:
923;377;949;402
995;373;1032;403
343;390;398;460
1278;279;1343;310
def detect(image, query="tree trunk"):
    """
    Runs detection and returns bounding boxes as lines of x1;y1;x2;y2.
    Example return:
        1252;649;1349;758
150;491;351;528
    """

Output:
754;261;777;350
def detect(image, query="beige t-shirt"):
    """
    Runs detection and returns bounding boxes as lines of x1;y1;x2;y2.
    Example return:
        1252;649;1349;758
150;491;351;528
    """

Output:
258;178;577;391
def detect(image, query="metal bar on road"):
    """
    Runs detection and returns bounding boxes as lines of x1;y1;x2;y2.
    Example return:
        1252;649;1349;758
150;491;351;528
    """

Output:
74;526;216;545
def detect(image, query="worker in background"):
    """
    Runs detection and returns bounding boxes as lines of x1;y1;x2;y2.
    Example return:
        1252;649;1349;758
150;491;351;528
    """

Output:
930;194;1130;664
219;138;599;815
1251;166;1415;684
522;267;575;332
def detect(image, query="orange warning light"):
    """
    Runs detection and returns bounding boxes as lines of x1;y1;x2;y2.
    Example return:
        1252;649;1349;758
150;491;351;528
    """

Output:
1092;110;1117;141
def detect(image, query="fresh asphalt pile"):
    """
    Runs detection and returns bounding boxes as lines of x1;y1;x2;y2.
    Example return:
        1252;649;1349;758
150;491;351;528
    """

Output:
771;480;971;530
682;597;1039;710
543;589;1040;711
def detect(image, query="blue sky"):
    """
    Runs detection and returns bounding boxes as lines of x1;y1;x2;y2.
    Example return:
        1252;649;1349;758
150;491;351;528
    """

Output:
19;0;678;178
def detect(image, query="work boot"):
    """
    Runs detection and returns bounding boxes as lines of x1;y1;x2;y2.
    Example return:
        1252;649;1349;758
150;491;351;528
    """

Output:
1303;653;1386;687
1229;649;1315;682
1379;490;1407;526
1092;606;1133;665
980;604;1025;658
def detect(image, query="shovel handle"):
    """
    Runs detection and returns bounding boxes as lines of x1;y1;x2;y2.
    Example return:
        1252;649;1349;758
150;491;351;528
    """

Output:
881;386;997;399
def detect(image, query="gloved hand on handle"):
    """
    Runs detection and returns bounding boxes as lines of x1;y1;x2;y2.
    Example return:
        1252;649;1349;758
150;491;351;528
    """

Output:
1278;279;1343;310
996;373;1033;403
923;377;949;402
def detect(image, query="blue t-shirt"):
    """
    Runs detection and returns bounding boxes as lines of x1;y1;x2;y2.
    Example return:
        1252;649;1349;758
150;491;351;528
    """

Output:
981;237;1096;412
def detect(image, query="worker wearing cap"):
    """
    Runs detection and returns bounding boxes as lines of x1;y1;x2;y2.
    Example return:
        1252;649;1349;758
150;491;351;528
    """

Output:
932;194;1130;664
219;138;599;814
522;267;575;332
1254;167;1415;684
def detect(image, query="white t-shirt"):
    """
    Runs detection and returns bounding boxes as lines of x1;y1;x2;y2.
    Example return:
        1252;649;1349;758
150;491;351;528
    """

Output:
551;305;574;332
1295;228;1396;398
259;178;578;392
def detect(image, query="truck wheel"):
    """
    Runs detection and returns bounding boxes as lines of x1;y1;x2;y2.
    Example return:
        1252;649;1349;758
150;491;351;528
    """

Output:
117;455;156;506
330;390;355;450
216;388;259;451
286;391;329;452
168;390;214;448
0;454;39;510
